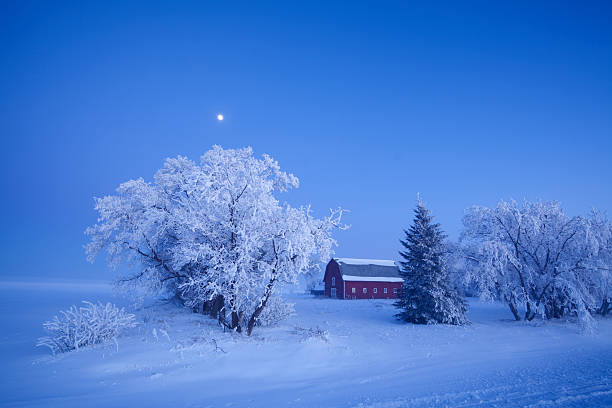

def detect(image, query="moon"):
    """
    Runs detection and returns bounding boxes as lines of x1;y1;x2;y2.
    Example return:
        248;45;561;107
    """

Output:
217;114;224;121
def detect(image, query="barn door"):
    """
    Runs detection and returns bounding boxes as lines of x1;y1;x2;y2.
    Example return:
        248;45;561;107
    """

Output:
331;288;337;298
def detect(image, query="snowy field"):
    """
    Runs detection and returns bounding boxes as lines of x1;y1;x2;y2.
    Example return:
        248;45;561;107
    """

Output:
1;281;612;408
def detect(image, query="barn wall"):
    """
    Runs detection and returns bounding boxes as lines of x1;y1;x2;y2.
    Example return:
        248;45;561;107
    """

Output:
323;260;344;299
344;281;402;300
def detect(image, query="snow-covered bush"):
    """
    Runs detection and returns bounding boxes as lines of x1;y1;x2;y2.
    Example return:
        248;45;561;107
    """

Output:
292;326;329;342
255;296;295;327
37;301;136;354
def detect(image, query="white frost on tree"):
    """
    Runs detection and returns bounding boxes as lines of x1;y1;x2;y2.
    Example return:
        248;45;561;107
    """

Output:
86;146;346;335
460;199;611;329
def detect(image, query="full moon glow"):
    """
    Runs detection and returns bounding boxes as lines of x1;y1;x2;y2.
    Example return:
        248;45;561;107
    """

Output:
217;114;224;121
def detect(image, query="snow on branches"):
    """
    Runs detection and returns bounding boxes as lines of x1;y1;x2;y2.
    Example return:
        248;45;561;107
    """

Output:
460;199;612;330
37;301;136;354
86;146;346;335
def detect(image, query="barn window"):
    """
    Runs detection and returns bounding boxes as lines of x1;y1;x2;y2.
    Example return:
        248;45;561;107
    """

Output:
363;288;367;294
384;287;388;294
373;288;377;294
331;277;336;287
393;288;398;294
352;287;356;294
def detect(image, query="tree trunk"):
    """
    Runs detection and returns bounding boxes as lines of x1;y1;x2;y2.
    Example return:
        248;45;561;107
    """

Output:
246;271;278;336
231;311;242;333
524;300;534;320
207;295;225;319
544;303;553;319
246;296;271;336
508;300;521;321
599;299;610;316
201;295;225;319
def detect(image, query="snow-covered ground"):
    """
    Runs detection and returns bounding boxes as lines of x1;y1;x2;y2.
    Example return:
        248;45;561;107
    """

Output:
1;281;611;407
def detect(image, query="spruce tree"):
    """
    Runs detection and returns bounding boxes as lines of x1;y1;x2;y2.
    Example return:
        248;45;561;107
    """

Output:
395;198;467;325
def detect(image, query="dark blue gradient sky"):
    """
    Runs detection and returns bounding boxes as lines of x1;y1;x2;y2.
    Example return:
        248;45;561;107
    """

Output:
1;1;611;279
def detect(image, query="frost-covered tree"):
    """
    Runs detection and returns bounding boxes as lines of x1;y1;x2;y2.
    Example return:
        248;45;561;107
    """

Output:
446;241;477;297
395;198;467;325
460;200;611;328
86;146;345;335
589;214;612;316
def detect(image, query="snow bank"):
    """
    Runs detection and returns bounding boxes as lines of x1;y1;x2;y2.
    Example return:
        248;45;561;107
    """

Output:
2;284;612;407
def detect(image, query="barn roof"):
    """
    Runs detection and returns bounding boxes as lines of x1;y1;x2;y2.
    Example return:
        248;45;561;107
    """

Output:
334;258;403;282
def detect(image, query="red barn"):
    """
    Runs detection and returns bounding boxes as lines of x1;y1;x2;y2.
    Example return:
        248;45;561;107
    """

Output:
323;258;403;299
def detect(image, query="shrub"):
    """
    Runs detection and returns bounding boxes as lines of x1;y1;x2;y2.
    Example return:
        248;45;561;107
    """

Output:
37;301;136;354
255;297;295;327
292;326;329;342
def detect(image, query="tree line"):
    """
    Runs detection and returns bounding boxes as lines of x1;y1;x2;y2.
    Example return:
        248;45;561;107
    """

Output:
395;197;611;331
86;146;611;334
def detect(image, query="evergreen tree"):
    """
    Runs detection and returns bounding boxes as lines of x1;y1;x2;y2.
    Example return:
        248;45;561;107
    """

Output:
395;197;468;325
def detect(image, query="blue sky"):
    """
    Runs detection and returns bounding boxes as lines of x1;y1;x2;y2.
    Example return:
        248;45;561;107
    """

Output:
1;1;611;280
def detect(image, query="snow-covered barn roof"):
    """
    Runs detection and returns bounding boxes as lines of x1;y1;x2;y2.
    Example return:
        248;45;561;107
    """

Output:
334;258;403;282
